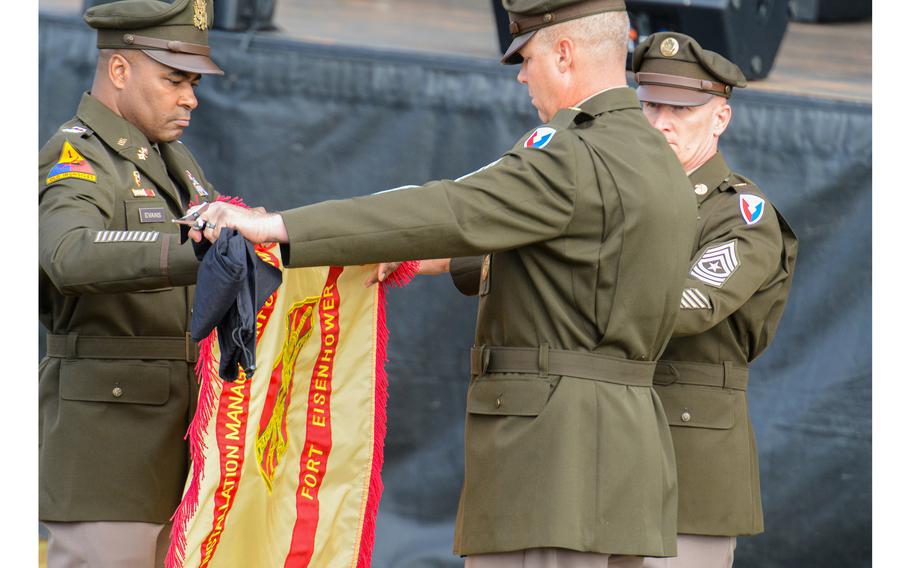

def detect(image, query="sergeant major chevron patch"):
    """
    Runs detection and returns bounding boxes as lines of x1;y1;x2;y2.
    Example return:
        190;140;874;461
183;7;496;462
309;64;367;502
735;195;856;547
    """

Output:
690;240;739;288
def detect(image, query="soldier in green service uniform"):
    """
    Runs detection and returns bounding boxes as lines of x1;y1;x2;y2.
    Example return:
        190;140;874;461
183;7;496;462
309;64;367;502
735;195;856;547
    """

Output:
630;33;799;568
38;1;222;566
191;2;697;566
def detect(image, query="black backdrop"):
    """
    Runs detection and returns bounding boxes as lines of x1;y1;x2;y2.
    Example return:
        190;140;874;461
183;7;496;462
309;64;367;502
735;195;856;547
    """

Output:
39;13;871;567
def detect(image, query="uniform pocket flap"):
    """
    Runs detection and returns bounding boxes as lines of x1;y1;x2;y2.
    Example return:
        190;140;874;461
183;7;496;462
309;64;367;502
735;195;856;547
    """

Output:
467;378;551;416
659;385;735;430
60;360;170;405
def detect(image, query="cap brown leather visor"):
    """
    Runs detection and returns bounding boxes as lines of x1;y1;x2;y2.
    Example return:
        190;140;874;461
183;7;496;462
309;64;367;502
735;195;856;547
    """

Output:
635;71;730;106
501;31;536;65
142;48;224;75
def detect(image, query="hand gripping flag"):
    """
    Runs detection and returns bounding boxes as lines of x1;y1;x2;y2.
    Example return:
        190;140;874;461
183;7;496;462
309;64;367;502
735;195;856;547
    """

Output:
166;239;417;568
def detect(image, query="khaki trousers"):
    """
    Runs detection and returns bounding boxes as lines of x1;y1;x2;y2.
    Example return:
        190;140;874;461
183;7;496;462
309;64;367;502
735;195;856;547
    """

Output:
465;548;644;567
641;535;736;568
44;521;170;568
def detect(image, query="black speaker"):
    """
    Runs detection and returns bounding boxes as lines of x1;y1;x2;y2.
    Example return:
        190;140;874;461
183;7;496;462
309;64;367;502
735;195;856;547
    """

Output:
626;0;789;80
789;0;871;22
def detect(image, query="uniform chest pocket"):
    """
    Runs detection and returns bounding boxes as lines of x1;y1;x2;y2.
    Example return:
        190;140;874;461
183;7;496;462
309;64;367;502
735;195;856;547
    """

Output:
467;377;553;416
656;384;735;429
123;199;174;230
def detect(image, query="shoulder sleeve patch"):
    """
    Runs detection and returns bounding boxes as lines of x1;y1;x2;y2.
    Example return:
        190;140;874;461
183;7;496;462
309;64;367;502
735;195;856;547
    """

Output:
739;194;765;225
523;126;557;149
690;240;739;288
46;140;97;185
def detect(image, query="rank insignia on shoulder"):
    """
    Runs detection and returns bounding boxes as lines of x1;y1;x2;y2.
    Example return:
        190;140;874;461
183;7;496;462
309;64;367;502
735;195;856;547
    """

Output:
185;170;209;197
46;140;97;185
691;240;739;288
524;127;556;149
739;194;765;225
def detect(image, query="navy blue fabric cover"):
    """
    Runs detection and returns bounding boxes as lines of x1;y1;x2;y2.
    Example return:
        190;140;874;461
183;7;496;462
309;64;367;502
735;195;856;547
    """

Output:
191;229;282;381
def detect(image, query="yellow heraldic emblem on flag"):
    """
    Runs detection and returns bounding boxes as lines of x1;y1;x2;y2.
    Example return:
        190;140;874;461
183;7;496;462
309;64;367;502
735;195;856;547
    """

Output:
166;235;417;568
46;140;97;184
255;296;320;492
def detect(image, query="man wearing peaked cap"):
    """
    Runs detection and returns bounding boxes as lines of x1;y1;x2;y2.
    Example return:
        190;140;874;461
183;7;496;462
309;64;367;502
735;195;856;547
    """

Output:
632;32;798;568
39;1;222;566
189;1;698;566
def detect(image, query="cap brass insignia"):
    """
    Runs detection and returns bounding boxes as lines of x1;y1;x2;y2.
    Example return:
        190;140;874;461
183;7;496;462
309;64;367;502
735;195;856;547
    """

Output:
193;0;208;31
137;147;149;161
660;37;679;57
117;137;127;147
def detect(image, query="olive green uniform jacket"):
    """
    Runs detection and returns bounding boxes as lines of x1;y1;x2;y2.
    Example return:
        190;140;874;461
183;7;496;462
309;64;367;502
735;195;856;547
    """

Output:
655;152;798;536
276;88;697;557
39;93;217;523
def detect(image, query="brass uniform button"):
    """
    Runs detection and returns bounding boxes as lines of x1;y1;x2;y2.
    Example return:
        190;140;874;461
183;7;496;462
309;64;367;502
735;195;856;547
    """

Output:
681;411;691;423
694;183;708;196
112;386;123;398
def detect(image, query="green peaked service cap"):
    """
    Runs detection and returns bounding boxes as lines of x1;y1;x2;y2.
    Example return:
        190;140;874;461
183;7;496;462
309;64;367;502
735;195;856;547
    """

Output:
84;0;224;75
500;0;626;65
632;32;747;106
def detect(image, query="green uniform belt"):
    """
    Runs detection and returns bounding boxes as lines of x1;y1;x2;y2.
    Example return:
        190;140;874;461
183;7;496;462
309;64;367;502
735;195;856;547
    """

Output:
653;360;749;391
471;345;656;387
46;333;199;363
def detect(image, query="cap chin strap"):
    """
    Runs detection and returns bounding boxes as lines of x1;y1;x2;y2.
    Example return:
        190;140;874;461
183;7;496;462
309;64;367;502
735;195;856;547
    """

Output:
122;33;212;56
635;72;731;97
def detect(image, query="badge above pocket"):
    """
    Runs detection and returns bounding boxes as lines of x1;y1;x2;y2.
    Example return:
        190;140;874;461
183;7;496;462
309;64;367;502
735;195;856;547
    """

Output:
124;199;171;230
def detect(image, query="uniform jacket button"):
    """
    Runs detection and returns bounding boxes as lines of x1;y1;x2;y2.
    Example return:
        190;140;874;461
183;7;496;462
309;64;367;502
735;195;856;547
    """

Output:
681;411;691;422
112;386;123;398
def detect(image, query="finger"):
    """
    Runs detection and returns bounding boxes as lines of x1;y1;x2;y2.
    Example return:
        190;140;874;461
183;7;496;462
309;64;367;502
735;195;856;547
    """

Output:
207;220;221;242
